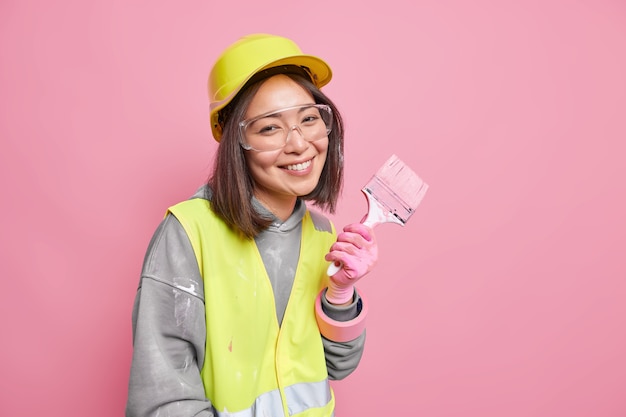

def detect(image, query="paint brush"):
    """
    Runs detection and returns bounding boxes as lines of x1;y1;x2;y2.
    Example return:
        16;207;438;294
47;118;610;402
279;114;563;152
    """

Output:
327;154;429;276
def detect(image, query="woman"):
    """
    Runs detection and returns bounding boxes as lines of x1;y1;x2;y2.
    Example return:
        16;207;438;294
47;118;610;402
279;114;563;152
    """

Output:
126;33;378;417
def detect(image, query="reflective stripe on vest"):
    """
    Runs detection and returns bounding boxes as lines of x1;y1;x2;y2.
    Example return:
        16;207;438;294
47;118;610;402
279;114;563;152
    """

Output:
168;198;337;417
213;380;333;417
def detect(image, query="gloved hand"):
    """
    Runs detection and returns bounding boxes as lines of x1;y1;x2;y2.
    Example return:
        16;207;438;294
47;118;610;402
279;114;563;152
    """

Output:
324;223;378;304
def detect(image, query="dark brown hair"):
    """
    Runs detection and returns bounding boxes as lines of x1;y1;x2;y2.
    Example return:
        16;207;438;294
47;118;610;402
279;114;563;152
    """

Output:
207;68;344;238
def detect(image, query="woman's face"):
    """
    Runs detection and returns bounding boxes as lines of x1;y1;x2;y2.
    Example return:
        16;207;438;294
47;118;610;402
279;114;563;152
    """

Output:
242;74;329;216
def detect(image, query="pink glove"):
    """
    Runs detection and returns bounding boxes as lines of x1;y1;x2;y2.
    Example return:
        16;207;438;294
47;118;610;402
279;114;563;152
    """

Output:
324;223;378;304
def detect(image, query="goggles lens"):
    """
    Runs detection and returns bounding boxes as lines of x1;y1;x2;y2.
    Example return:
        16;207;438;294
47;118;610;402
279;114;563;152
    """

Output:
239;104;333;151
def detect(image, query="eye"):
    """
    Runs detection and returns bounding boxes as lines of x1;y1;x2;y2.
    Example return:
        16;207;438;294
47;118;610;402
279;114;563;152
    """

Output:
256;123;283;136
301;113;321;125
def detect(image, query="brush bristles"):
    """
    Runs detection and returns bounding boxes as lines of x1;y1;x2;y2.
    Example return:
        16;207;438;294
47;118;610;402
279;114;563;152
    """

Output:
371;154;429;210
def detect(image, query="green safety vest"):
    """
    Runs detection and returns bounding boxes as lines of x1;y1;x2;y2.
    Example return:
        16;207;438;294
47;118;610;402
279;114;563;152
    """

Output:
168;198;337;417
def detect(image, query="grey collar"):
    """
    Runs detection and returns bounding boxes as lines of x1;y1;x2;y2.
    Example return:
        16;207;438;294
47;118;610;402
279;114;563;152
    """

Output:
194;184;305;233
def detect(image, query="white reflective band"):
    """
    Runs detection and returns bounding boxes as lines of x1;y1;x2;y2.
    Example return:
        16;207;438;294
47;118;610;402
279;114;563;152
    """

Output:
214;379;332;417
285;379;332;415
215;389;282;417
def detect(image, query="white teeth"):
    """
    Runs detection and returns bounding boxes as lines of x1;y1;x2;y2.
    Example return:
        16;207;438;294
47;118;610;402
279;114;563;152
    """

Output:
286;160;311;171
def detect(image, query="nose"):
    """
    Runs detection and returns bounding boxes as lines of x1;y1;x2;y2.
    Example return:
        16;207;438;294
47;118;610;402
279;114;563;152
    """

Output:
284;125;307;151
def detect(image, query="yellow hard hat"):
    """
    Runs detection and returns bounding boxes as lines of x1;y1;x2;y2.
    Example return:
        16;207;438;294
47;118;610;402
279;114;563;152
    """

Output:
208;33;333;141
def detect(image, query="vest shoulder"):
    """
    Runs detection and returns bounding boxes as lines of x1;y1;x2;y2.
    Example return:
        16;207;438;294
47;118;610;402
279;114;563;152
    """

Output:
169;197;211;213
308;209;334;234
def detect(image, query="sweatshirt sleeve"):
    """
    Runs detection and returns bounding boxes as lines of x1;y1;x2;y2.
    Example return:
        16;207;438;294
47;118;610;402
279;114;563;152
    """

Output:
126;214;214;417
320;291;367;380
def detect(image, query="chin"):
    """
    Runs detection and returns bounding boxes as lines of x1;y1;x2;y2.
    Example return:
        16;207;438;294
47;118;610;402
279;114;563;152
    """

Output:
294;184;318;197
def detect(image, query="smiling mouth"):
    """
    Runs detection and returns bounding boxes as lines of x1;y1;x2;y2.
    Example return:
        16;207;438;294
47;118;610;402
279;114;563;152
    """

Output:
284;159;312;172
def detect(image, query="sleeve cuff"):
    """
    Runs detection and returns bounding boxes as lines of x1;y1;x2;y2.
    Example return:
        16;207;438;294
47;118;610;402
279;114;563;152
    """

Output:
315;288;368;342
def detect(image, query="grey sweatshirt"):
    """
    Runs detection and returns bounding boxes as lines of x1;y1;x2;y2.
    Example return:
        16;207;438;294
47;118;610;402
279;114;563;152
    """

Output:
126;187;366;417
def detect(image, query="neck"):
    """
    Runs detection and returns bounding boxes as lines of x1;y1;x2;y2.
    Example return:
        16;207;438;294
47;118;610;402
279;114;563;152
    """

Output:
254;193;297;222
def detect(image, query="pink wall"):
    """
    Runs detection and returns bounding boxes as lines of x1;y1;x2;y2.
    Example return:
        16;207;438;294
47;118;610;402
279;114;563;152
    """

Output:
1;0;625;415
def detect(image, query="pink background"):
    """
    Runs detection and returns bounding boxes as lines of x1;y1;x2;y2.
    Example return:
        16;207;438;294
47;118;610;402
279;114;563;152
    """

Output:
1;0;625;416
